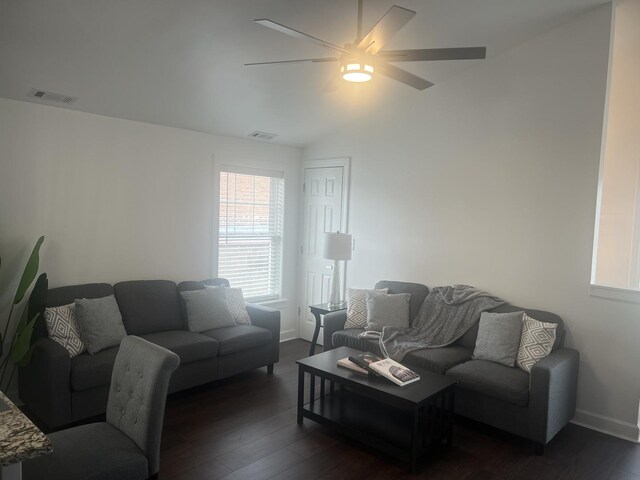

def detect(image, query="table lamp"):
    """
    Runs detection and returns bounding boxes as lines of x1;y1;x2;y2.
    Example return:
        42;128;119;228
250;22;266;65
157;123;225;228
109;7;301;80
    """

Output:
323;231;352;308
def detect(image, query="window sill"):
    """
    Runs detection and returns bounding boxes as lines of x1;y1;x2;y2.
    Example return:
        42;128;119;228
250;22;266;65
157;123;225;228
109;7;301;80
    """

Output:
589;284;640;304
248;298;289;308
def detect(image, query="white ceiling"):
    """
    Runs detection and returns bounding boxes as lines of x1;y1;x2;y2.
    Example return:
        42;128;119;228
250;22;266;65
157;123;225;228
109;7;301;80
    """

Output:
0;0;607;146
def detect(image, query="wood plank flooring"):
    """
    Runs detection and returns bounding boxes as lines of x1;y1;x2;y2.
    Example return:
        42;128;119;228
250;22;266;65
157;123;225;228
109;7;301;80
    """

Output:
158;339;640;479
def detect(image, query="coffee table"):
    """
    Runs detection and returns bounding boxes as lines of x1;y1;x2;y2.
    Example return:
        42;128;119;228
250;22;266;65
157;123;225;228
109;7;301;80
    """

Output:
296;346;457;473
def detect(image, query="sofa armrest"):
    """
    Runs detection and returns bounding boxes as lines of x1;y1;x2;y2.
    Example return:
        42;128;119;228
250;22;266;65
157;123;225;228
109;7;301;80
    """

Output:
529;347;579;444
18;338;72;429
322;310;348;351
246;303;280;362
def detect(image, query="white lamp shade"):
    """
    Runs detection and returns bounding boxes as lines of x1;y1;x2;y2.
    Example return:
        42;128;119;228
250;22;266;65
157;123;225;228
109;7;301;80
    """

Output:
323;232;352;261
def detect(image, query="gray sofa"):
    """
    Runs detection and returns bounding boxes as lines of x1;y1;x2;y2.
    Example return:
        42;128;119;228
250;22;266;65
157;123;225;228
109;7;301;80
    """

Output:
323;280;579;449
19;278;280;429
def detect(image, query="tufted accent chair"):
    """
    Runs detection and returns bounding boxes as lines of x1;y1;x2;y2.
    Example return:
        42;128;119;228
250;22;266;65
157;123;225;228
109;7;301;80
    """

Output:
24;336;180;480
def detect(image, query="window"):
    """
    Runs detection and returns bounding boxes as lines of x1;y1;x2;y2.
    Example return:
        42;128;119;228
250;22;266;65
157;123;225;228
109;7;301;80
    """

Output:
218;167;285;301
591;0;640;295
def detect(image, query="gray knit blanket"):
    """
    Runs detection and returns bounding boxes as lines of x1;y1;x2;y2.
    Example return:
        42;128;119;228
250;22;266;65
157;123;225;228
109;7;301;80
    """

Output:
380;285;505;361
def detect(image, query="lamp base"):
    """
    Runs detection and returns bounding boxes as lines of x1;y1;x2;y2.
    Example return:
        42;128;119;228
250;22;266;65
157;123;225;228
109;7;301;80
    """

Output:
328;260;344;309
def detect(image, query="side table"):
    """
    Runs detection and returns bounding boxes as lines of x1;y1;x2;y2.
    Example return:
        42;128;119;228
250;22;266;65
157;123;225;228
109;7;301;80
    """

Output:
308;303;346;356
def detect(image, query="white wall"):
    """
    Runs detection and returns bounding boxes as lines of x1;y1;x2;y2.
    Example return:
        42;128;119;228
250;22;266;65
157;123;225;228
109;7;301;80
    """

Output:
305;5;640;442
595;0;640;288
0;98;302;351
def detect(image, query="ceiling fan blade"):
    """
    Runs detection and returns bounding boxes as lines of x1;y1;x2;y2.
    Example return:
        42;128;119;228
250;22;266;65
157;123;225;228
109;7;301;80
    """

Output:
255;19;348;54
356;5;415;54
376;62;433;90
245;58;338;66
379;47;487;62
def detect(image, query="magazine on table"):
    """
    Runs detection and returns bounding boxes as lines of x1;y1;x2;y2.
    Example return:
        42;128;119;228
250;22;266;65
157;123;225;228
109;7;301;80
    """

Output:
336;357;369;375
346;352;420;386
348;352;383;376
368;358;421;387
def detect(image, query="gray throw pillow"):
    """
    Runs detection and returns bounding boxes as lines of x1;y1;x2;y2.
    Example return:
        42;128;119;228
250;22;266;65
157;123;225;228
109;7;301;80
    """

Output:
181;287;236;332
365;291;411;332
472;311;524;367
75;295;127;355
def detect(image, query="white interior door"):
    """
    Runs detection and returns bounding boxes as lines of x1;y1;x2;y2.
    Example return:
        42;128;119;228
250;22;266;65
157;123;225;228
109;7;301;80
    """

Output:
299;162;349;344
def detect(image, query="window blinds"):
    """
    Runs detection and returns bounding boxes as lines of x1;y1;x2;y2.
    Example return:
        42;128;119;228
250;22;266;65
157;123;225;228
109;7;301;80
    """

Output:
218;169;285;301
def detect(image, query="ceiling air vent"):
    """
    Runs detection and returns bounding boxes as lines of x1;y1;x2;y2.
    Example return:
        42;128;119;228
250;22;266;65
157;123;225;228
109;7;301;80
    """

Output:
27;88;77;105
248;131;277;141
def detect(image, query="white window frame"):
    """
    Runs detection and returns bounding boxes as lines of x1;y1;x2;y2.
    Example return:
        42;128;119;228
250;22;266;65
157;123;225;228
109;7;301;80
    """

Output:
216;165;285;302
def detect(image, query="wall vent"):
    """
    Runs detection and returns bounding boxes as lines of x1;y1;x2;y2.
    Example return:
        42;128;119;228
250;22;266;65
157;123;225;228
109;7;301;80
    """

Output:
27;88;77;105
248;131;277;141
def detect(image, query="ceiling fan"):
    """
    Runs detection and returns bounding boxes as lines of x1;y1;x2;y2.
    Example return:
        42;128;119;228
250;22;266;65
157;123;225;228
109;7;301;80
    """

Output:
246;0;487;91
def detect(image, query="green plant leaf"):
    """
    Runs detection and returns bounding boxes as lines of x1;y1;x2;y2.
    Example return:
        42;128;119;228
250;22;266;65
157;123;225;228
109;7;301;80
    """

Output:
9;313;39;365
27;273;48;345
13;236;44;305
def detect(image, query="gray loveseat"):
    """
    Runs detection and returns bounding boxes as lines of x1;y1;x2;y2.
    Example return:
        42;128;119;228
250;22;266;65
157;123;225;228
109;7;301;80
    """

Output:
322;280;579;449
19;278;280;429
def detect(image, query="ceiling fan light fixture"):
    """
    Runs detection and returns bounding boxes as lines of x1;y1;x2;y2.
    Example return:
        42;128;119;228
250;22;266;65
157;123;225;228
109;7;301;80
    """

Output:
340;62;374;82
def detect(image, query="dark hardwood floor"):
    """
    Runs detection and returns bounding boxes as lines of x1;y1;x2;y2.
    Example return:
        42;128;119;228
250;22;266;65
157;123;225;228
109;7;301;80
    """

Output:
159;339;638;480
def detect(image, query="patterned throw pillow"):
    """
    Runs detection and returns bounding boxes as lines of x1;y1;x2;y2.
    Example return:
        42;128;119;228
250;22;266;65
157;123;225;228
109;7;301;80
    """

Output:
344;288;388;329
516;313;557;373
44;303;86;357
225;288;251;325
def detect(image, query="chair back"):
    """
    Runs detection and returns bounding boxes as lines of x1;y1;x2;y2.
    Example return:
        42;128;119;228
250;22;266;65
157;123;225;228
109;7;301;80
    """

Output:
106;336;180;476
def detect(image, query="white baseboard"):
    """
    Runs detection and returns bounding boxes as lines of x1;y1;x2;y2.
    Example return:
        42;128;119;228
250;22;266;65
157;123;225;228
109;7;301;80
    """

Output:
571;409;640;443
279;329;298;343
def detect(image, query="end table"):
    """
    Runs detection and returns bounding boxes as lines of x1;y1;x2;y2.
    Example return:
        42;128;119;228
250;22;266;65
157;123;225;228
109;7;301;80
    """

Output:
308;303;347;356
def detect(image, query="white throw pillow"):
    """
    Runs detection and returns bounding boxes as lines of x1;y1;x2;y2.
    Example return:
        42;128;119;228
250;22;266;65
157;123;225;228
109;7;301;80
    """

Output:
344;288;388;329
516;313;557;372
44;303;86;357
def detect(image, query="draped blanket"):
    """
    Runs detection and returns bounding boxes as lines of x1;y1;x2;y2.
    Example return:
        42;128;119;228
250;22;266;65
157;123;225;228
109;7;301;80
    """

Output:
380;285;505;361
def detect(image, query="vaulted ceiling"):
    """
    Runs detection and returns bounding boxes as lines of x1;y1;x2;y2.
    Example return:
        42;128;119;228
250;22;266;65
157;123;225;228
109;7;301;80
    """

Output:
0;0;606;145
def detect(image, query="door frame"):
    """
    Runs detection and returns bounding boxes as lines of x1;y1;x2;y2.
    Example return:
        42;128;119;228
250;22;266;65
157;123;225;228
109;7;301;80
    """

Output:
298;157;351;341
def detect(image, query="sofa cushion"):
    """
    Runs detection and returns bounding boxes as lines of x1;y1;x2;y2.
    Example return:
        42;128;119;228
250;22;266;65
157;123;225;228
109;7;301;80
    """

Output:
445;359;530;407
345;288;388;329
75;295;127;355
202;325;271;355
114;280;184;335
516;314;557;372
365;292;411;332
472;311;524;367
44;303;85;357
140;330;219;364
180;288;235;332
70;346;119;391
374;280;429;324
225;288;252;325
332;328;384;357
404;346;473;374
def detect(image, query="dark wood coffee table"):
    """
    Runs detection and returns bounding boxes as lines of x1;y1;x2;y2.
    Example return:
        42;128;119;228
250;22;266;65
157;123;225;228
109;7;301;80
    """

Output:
296;346;457;473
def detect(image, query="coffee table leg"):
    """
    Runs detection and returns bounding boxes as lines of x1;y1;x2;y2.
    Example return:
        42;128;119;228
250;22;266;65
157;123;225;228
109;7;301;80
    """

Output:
410;405;420;473
297;366;305;424
310;374;315;408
